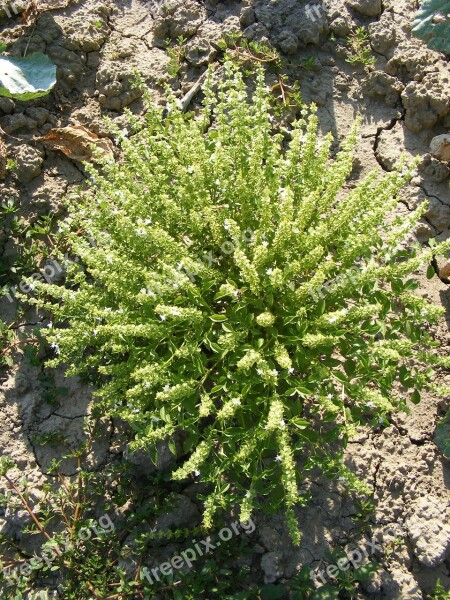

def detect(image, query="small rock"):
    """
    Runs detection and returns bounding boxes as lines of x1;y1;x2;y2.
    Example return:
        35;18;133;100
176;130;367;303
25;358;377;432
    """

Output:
369;15;397;55
405;497;450;567
430;134;450;162
401;72;450;132
329;16;352;37
278;29;298;54
0;113;37;134
419;153;449;182
14;145;44;184
0;98;15;114
240;6;255;27
346;0;382;17
154;494;201;531
361;71;404;107
261;551;284;584
434;255;450;280
124;439;178;475
24;108;49;127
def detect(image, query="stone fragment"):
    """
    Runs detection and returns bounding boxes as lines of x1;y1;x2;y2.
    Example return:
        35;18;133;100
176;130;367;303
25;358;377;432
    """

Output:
401;72;450;132
261;551;284;583
405;497;450;567
361;71;404;107
14;145;44;184
346;0;382;17
430;134;450;162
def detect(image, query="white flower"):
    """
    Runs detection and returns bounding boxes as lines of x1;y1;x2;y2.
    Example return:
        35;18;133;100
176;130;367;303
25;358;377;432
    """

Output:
366;401;375;408
47;321;53;328
232;397;241;405
245;491;251;498
279;420;286;427
272;369;279;376
136;228;146;236
327;316;338;323
215;179;220;186
275;455;283;462
163;384;171;391
262;240;269;247
139;288;147;294
193;470;200;476
327;393;333;399
288;367;295;375
224;219;230;230
266;268;273;275
160;314;167;321
172;309;181;316
145;218;152;225
93;329;98;335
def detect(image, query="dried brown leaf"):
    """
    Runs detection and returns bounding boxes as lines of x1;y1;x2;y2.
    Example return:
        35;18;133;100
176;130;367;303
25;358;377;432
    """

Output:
37;125;114;163
23;0;72;26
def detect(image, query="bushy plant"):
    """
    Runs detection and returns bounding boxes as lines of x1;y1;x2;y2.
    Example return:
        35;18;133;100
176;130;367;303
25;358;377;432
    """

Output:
30;62;450;543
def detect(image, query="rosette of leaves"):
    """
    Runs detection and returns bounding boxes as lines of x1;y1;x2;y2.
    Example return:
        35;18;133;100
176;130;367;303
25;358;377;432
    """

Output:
30;62;450;543
412;0;450;55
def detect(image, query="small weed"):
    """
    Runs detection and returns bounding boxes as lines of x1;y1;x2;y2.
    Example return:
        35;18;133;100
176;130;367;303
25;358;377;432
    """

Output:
430;579;450;599
346;27;376;67
165;35;187;77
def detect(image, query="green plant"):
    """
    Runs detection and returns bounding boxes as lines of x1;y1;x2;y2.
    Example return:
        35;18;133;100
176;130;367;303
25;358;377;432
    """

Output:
412;0;450;55
216;33;302;113
346;27;376;67
430;579;450;599
165;35;187;77
0;445;142;599
301;56;316;71
30;62;450;544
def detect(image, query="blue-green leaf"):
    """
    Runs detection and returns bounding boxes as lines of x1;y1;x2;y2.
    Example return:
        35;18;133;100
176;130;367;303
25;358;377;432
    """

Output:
0;52;56;101
412;0;450;55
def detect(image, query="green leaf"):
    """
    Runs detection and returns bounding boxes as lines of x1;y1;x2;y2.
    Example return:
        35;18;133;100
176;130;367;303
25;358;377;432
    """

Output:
411;389;421;404
427;264;436;279
354;562;378;582
0;53;57;100
311;585;340;599
434;411;450;458
412;0;450;54
209;314;227;322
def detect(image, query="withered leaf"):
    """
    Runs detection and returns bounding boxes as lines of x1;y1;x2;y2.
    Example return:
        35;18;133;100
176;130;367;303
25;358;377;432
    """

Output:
23;0;73;26
38;125;114;163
